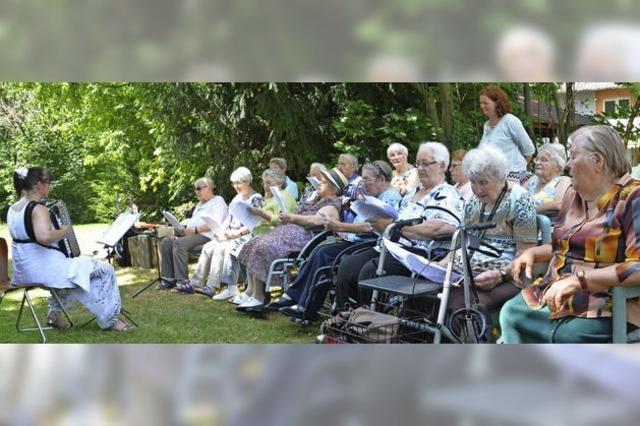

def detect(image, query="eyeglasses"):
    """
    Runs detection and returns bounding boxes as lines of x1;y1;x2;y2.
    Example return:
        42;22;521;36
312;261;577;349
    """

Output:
449;163;461;170
194;186;206;191
415;160;437;169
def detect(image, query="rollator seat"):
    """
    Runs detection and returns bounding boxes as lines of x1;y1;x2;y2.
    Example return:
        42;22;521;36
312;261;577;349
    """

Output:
359;275;442;298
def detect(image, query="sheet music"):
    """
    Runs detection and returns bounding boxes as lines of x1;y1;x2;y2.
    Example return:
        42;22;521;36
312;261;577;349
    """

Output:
306;176;320;189
200;214;224;236
162;210;184;236
270;186;288;213
229;200;262;232
383;238;460;283
97;212;140;247
351;196;398;221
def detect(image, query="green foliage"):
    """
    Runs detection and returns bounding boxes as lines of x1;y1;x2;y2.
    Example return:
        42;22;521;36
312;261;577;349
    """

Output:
0;82;565;223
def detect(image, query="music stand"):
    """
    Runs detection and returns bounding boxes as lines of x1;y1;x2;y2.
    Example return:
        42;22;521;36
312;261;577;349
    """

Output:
97;211;141;263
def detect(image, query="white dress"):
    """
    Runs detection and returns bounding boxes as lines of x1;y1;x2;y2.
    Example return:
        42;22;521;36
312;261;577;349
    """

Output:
7;198;121;329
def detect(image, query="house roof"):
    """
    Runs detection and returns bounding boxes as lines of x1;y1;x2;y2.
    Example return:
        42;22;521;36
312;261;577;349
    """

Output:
560;82;620;93
518;96;593;127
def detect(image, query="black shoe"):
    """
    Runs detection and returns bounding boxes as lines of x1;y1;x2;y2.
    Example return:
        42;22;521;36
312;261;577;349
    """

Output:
156;280;175;290
280;305;304;319
265;297;295;311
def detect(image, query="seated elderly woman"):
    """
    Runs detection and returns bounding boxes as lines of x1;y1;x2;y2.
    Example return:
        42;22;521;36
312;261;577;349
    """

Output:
159;176;228;290
524;143;571;216
338;153;366;223
236;168;348;311
445;146;537;333
298;162;327;206
174;167;263;299
268;161;402;319
387;142;420;196
334;142;464;309
501;125;640;343
228;168;297;304
450;149;473;201
269;157;299;200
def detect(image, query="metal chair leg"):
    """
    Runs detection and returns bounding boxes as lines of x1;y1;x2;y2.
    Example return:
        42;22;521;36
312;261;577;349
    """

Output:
17;290;48;343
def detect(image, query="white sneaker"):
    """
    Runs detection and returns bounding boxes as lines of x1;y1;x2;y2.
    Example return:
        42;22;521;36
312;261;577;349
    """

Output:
213;288;238;301
229;292;249;305
238;296;263;309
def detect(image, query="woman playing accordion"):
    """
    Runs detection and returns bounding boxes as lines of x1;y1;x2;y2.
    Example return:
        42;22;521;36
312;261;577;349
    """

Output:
7;167;132;331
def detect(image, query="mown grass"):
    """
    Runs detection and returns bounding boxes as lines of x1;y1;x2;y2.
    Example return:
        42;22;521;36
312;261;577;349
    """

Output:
0;223;320;343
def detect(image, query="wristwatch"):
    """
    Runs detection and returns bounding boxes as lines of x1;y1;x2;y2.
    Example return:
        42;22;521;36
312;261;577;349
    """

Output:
576;270;588;290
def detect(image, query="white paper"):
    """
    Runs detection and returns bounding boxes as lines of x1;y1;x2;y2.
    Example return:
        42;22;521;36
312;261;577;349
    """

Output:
162;210;185;236
200;214;224;236
229;200;263;232
97;212;140;247
383;238;460;283
270;186;288;213
306;176;320;189
351;195;398;221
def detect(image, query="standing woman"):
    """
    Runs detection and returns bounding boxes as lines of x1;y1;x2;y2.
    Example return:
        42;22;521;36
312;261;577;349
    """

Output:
387;142;420;196
479;85;536;183
7;167;132;331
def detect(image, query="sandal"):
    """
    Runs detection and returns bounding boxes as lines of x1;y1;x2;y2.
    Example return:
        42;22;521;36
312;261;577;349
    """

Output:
172;282;194;294
195;286;214;298
110;319;135;332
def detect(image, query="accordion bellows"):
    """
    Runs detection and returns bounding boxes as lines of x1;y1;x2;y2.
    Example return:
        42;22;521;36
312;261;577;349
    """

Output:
43;199;81;258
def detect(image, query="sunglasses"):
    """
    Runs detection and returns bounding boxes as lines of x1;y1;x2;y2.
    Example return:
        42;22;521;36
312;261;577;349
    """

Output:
194;186;207;191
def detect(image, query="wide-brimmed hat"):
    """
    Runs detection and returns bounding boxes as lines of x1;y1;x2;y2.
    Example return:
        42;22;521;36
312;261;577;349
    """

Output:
319;167;349;195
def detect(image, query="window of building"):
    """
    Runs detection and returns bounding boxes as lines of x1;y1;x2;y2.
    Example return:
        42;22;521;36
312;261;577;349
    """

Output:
604;98;630;114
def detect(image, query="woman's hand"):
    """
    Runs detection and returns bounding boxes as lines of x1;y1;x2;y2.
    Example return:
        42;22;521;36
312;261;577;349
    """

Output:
474;270;503;291
542;276;581;313
279;212;293;224
214;232;227;241
512;249;537;286
224;230;241;240
323;217;341;232
369;217;393;233
183;227;196;236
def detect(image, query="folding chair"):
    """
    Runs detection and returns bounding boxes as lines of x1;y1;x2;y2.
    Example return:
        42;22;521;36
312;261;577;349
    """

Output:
0;238;73;343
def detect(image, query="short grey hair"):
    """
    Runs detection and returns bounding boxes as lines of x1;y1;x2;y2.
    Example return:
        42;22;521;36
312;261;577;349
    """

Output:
418;142;450;169
309;162;327;175
262;168;287;189
569;125;630;178
194;176;215;190
386;142;409;158
230;166;253;184
537;143;567;172
269;157;288;170
339;153;359;169
462;146;508;182
362;160;393;182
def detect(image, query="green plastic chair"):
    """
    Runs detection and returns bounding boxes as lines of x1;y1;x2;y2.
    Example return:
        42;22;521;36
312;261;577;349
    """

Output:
611;285;640;343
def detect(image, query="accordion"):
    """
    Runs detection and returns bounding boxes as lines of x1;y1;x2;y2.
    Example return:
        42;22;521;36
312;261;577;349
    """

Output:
43;199;82;258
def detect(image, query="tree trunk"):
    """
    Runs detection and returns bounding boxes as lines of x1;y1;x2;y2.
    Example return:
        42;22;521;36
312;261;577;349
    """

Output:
438;83;453;149
413;83;441;140
622;95;640;165
522;83;537;141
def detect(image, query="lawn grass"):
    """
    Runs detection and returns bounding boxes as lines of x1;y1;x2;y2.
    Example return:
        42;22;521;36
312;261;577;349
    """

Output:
0;223;321;343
